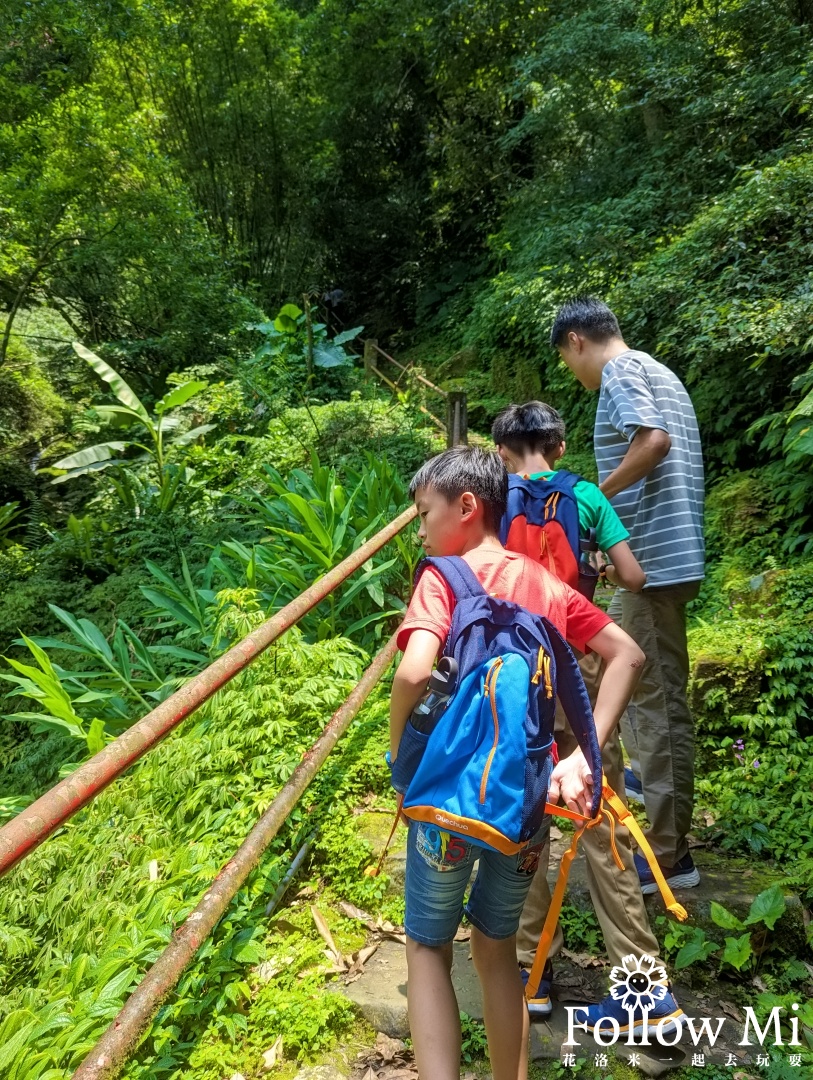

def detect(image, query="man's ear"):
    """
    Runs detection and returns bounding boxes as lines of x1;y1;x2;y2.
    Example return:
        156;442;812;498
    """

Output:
567;330;582;353
459;491;478;521
553;440;566;463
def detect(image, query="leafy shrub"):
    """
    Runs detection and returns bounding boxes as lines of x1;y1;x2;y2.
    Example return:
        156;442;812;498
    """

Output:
689;558;813;865
0;624;373;1074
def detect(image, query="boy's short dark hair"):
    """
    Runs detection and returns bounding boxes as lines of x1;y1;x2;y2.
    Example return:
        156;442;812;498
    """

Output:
491;402;565;458
409;447;508;535
550;296;622;348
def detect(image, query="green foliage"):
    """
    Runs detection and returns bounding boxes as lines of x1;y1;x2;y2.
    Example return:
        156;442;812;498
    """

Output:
220;452;413;645
689;548;813;866
670;885;791;977
52;344;214;515
558;902;602;955
312;809;388;910
245;304;364;412
0;626;373;1074
459;1012;489;1064
0;503;24;546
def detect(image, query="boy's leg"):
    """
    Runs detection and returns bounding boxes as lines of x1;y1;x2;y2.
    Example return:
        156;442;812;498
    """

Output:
471;929;528;1080
406;938;461;1080
404;821;478;1078
466;836;546;1080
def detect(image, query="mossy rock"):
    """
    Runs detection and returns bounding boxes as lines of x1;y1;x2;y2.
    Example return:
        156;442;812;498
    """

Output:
688;619;767;731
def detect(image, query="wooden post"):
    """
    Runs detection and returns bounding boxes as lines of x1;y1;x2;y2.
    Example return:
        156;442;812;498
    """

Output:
446;391;468;447
363;339;378;380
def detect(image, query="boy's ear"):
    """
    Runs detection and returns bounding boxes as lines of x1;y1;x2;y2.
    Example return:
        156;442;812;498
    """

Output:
495;444;514;469
459;490;478;520
553;440;566;462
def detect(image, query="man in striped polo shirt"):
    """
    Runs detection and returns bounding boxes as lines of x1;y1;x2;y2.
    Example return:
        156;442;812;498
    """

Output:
551;296;704;894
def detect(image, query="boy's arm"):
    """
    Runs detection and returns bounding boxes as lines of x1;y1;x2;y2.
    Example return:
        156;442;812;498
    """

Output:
390;629;441;759
603;539;646;592
548;622;644;816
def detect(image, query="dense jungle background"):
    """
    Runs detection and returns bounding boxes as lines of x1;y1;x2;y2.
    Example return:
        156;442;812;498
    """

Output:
2;1;813;1077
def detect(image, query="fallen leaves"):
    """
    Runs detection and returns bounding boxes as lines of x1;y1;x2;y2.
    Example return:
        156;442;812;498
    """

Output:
353;1034;416;1080
260;1035;283;1071
311;905;343;966
339;901;373;922
375;1033;405;1062
561;947;603;969
720;1000;744;1022
307;904;405;983
352;1033;478;1080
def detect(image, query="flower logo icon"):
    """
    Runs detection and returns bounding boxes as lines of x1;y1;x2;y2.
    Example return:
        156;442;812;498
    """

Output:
608;953;669;1012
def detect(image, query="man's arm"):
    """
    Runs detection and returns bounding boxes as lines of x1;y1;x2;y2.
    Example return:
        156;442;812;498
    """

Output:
389;629;441;758
599;427;671;500
548;622;644;816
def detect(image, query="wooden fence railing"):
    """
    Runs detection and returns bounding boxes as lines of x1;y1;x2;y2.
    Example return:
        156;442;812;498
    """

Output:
363;339;467;447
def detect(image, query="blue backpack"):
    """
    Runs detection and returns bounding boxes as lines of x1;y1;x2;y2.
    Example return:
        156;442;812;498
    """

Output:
399;556;603;854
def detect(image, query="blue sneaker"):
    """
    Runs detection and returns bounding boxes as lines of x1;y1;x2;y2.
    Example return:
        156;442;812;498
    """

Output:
574;983;684;1038
624;766;644;804
520;961;553;1019
635;851;700;896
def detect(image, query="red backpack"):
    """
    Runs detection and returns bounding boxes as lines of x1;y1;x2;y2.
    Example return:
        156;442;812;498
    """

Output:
500;471;599;599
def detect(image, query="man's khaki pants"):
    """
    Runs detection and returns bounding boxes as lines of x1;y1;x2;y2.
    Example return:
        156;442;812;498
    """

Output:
516;650;661;969
611;580;700;867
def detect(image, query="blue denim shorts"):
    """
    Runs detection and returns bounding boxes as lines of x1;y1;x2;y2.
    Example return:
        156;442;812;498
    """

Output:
404;819;550;946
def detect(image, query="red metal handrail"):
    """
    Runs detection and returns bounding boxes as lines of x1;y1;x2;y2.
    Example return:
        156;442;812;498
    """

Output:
0;505;417;879
73;636;399;1080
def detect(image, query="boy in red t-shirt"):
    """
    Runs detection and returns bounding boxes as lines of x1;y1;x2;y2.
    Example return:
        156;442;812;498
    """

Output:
391;446;644;1080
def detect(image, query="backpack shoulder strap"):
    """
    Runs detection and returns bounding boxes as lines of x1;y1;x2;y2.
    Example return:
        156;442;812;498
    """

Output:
415;555;486;600
543;621;603;820
506;469;584;494
541;468;582;494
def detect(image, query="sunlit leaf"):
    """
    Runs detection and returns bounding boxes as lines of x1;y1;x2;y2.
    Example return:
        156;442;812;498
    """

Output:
73;343;149;422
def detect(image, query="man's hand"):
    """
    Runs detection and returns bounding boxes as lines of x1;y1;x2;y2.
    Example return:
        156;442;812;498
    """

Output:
548;749;594;818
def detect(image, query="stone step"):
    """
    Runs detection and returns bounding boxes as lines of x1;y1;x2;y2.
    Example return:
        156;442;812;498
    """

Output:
341;939;765;1077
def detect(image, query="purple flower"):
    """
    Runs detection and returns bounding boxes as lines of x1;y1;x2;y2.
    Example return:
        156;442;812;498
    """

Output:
751;759;760;769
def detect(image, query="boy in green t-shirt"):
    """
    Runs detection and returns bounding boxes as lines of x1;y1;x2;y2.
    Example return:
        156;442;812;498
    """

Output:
492;401;645;593
491;402;683;1037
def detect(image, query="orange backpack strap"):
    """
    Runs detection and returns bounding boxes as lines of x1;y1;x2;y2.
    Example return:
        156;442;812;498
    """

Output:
524;781;688;1003
601;784;689;922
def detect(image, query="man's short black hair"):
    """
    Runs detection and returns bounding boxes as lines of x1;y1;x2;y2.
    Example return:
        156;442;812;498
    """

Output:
491;402;565;458
409;446;507;534
550;295;622;348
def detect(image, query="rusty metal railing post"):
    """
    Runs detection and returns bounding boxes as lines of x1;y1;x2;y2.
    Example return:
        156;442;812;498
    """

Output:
72;636;400;1080
0;507;416;879
446;391;468;447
